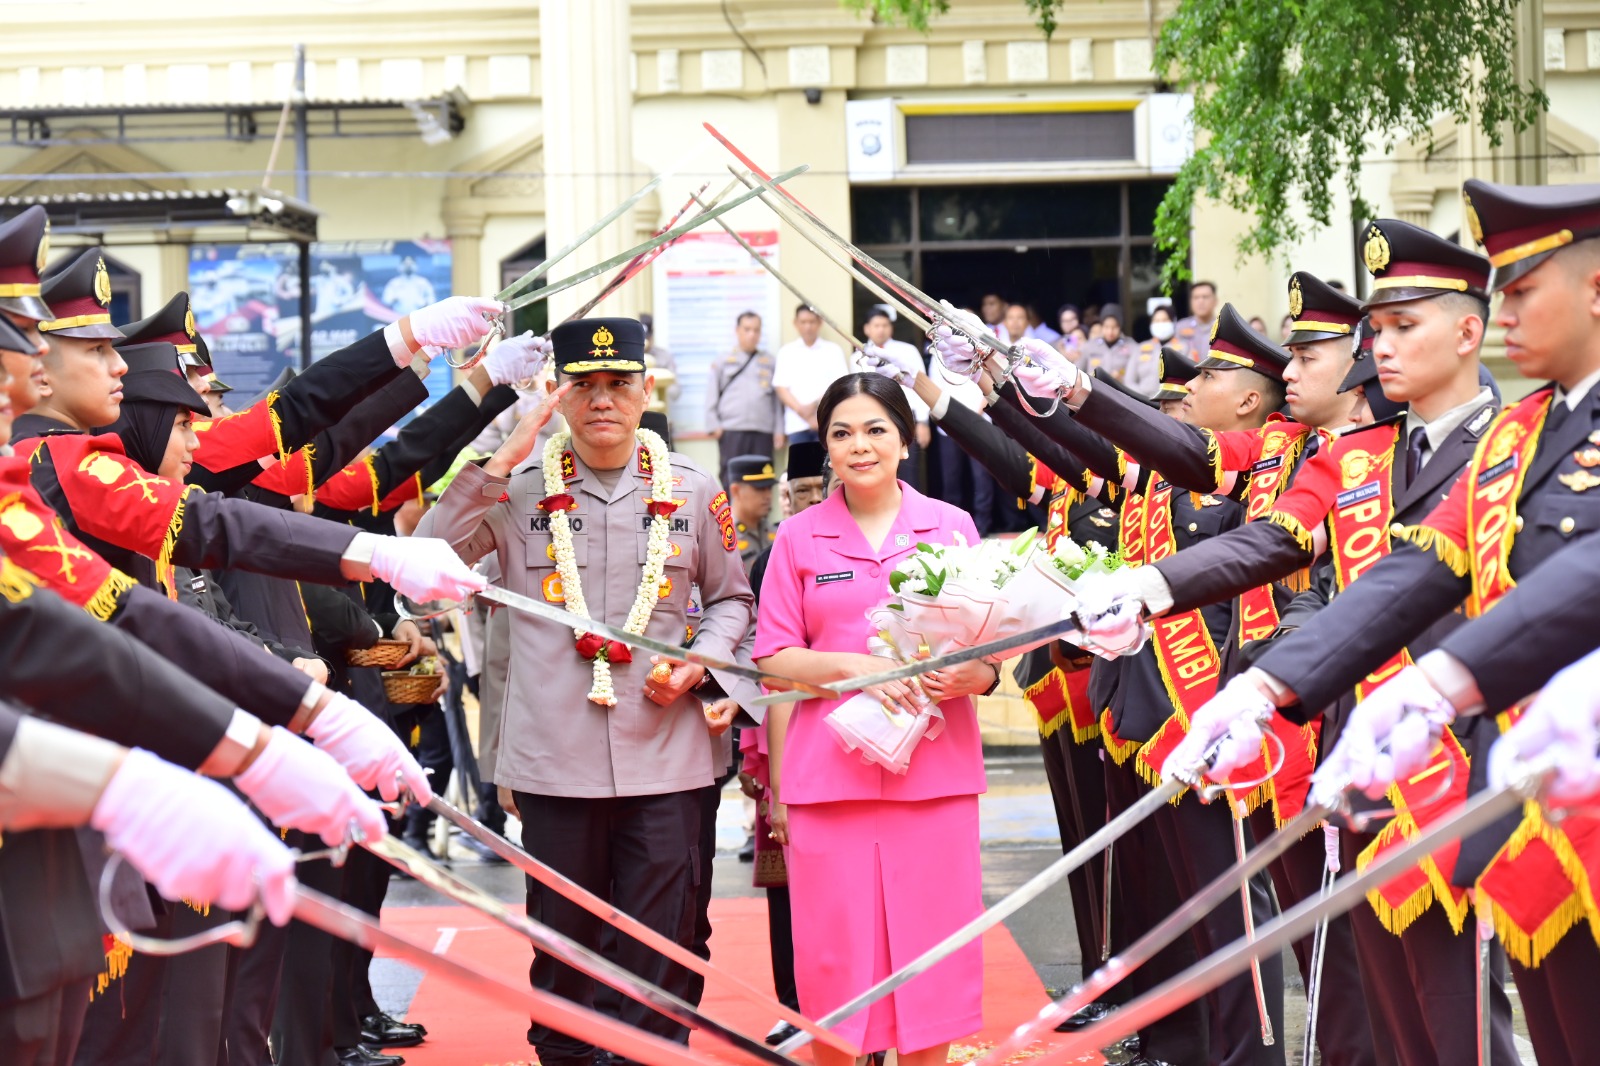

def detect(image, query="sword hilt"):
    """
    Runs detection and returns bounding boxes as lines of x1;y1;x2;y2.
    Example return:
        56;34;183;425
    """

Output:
445;309;508;371
97;853;265;955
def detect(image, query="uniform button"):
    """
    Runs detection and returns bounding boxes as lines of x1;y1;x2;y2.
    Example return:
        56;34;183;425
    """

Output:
1187;522;1198;532
1389;523;1404;536
1560;516;1576;535
868;564;880;578
1514;515;1525;532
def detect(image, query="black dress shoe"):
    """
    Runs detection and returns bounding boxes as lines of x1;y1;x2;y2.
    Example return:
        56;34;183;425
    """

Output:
763;1021;800;1046
361;1011;425;1048
1054;1000;1115;1032
454;834;508;863
336;1044;405;1066
738;837;755;862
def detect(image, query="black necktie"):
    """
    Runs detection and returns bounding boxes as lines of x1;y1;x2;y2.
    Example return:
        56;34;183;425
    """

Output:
1544;396;1571;437
1405;426;1428;483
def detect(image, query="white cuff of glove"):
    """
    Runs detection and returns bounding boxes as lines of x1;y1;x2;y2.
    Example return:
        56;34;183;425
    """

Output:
1132;566;1175;617
1416;650;1487;717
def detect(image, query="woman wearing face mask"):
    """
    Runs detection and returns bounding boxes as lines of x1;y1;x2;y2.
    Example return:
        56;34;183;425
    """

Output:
753;372;996;1066
1119;304;1175;398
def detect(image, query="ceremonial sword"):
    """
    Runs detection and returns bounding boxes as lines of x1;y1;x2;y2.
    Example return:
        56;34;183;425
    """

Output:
505;165;808;313
97;859;711;1066
425;795;862;1057
1026;771;1550;1065
687;190;864;350
362;835;794;1066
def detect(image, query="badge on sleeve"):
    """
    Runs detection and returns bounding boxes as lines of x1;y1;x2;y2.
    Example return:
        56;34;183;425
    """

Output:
708;490;737;551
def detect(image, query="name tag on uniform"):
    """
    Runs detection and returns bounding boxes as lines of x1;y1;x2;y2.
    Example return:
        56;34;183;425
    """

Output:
815;571;854;584
1478;455;1517;486
1249;455;1284;475
1336;481;1382;510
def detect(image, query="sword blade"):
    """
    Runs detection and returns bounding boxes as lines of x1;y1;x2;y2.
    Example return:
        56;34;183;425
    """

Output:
977;802;1329;1065
290;885;707;1066
689;190;863;348
561;180;724;324
507;165;808;312
753;613;1090;708
426;797;861;1058
778;779;1184;1054
363;836;794;1066
709;124;1017;358
1031;782;1533;1064
473;585;838;701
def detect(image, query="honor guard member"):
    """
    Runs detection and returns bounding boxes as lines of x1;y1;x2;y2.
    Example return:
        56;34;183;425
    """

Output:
418;317;754;1065
1126;235;1506;1066
727;454;777;575
1175;179;1600;1066
0;209;51;439
749;441;825;598
704;311;783;484
114;287;500;498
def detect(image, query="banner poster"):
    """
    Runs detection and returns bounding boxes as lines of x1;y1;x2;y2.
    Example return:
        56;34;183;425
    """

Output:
649;230;780;434
189;239;454;439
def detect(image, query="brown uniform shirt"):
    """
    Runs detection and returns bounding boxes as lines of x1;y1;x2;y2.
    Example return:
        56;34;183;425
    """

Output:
419;448;754;798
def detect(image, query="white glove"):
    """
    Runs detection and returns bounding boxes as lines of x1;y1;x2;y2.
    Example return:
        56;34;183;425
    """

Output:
1072;569;1149;659
1310;665;1455;803
929;301;987;377
858;342;920;388
235;727;389;846
483;330;552;387
305;693;435;804
408;295;505;351
1160;674;1278;785
1488;652;1600;805
91;749;298;925
368;535;488;605
1013;338;1081;399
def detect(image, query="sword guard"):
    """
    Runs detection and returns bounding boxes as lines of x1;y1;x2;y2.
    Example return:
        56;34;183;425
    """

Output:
445;309;508;371
97;853;264;955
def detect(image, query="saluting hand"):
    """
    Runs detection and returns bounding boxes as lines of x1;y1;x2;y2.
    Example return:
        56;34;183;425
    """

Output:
486;381;572;478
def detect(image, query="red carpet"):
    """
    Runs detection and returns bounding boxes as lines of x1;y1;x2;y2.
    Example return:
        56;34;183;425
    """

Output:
377;899;1102;1065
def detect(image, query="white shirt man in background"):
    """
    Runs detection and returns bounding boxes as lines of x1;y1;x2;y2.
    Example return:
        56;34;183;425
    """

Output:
771;303;849;444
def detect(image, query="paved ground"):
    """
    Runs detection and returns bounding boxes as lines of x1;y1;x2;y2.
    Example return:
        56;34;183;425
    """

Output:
377;754;1536;1065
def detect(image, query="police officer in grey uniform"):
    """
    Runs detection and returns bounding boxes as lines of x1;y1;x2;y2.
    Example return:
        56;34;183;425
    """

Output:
419;317;754;1065
726;455;776;575
704;311;782;485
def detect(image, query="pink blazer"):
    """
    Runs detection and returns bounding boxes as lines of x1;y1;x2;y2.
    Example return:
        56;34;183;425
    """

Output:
752;483;988;806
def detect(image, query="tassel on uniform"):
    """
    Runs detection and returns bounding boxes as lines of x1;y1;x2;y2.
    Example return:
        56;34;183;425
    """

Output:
91;934;133;1000
1392;524;1470;578
155;487;195;601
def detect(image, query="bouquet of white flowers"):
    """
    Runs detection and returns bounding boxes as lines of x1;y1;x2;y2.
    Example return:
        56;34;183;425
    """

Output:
827;531;1112;774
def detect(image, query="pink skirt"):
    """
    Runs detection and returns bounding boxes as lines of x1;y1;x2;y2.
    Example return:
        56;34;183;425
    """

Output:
785;795;984;1053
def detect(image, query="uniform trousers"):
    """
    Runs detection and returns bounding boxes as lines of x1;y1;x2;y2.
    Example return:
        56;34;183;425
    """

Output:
1147;786;1285;1066
514;789;701;1066
1509;928;1600;1066
1102;759;1207;1064
717;431;774;487
764;887;800;1012
0;980;91;1066
1245;811;1380;1066
74;906;173;1066
270;847;346;1066
1338;829;1518;1066
1038;728;1123;1006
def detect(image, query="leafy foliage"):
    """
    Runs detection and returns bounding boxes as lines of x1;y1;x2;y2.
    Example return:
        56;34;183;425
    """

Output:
843;0;1549;286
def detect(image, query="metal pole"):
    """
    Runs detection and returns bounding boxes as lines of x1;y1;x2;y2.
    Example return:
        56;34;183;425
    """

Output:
293;44;312;370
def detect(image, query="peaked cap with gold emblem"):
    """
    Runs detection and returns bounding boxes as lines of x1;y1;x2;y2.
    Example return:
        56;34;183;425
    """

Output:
116;342;210;416
117;291;211;369
39;248;123;339
1194;303;1291;381
728;454;777;487
1155;346;1199;402
0;206;54;321
551;316;647;375
1359;218;1489;309
1461;179;1600;291
1285;271;1363;344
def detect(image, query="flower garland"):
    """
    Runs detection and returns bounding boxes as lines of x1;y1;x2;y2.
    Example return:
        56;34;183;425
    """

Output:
540;428;678;706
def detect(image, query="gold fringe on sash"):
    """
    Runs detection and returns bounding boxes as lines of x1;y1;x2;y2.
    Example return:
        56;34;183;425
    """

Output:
83;569;137;621
1204;430;1224;491
1392;524;1470;577
1099;709;1138;766
0;557;38;603
366;455;383;516
90;936;133;1000
265;390;287;466
155;487;197;600
1479;803;1600;969
1265;510;1315;554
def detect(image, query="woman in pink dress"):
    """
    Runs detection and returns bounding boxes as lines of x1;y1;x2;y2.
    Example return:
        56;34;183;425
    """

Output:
753;372;996;1065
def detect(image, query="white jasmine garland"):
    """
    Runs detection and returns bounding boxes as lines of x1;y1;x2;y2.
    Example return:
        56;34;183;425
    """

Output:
542;427;675;706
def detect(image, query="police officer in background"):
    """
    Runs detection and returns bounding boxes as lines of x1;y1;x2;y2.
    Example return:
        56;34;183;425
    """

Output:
726;455;776;575
704;311;783;485
419;317;754;1065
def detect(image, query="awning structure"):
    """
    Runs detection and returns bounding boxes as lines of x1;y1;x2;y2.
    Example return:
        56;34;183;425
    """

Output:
0;187;318;242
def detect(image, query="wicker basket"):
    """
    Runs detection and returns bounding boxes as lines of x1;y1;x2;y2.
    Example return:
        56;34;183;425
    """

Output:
346;640;412;669
382;669;441;704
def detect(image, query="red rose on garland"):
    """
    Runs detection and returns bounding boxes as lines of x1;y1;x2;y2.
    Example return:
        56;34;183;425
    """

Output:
575;633;605;660
539;493;577;513
646;498;683;519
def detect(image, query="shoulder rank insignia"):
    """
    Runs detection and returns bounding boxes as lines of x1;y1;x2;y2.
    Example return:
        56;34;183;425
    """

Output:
1467;406;1495;435
560;450;578;482
1558;469;1600;493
